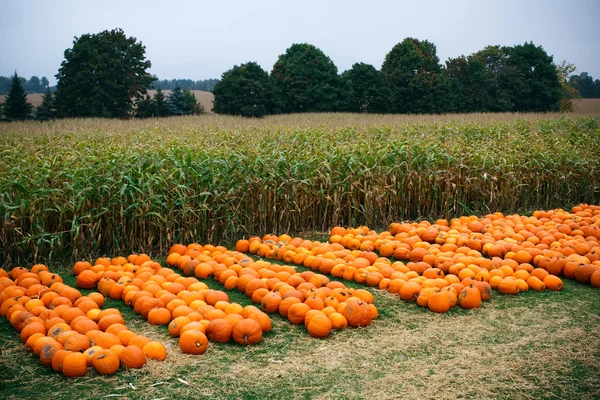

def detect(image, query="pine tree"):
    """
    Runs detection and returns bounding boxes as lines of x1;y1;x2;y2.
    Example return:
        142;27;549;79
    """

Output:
183;89;203;114
168;85;188;115
5;72;33;120
36;87;56;120
154;88;170;116
134;94;157;118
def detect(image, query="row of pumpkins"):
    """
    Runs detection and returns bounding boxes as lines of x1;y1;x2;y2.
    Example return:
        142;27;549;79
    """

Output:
0;266;166;377
165;243;377;335
74;257;271;352
233;204;600;312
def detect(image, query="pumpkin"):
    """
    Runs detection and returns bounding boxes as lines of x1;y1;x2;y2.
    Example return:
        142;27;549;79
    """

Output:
142;341;167;361
543;275;564;291
76;270;99;289
20;321;46;343
287;303;311;325
428;291;451;313
128;335;151;349
399;281;422;302
40;340;64;366
574;264;596;284
343;299;372;327
470;281;492;301
591;270;600;288
64;333;91;352
62;352;88;377
457;285;481;309
120;345;146;368
83;346;103;366
148;307;172;325
92;349;120;375
168;316;191;337
526;276;546;292
206;319;233;343
329;312;348;329
306;313;332;338
179;330;208;354
232;319;262;345
260;291;282;313
278;297;301;318
498;280;520;295
51;349;73;373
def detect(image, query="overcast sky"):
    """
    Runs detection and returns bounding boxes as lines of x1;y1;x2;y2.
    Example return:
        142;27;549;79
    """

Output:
1;0;599;85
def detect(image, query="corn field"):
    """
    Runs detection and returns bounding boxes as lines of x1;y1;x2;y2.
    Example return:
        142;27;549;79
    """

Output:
1;113;599;265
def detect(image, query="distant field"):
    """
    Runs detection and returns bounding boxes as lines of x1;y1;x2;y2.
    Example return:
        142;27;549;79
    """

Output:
0;90;215;112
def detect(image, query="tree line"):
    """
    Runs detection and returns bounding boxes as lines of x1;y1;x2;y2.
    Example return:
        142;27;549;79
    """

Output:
1;28;597;121
153;78;219;92
213;39;593;117
0;75;51;95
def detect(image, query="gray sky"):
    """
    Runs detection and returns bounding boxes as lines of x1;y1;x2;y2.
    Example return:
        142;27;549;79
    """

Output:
1;0;599;85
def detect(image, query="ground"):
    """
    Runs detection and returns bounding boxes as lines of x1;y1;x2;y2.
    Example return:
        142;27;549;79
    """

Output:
1;260;599;400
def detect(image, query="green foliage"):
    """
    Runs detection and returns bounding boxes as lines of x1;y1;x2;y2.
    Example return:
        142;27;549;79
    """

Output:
35;87;56;121
4;72;33;120
1;115;599;264
153;78;219;92
342;63;393;113
0;75;50;95
504;42;561;112
570;72;600;98
154;88;170;117
381;38;449;113
271;43;346;113
54;28;155;118
556;61;581;112
167;86;202;116
444;56;493;113
213;62;280;117
134;95;157;118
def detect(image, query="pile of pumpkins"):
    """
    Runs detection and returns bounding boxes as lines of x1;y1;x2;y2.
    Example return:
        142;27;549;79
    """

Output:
0;266;166;377
234;204;600;313
165;244;377;338
73;256;271;353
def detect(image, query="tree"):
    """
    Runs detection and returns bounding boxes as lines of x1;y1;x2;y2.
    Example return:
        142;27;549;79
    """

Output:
213;61;280;117
381;38;449;113
271;43;346;113
556;60;580;112
28;76;41;93
40;77;49;90
183;89;204;115
168;85;188;115
504;42;561;112
570;72;596;98
341;63;393;113
54;28;155;118
4;72;33;120
444;55;493;113
36;87;56;120
154;88;169;116
470;46;515;112
134;95;157;118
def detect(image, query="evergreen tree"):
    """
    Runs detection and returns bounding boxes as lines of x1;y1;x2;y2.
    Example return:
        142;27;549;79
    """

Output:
4;72;33;120
154;88;170;116
36;87;56;120
135;95;157;118
183;89;204;114
168;85;189;115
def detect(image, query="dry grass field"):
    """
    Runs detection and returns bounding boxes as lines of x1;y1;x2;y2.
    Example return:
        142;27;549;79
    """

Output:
0;90;215;111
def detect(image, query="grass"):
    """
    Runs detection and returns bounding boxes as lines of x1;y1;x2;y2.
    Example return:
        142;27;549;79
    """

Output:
1;259;599;400
2;113;600;266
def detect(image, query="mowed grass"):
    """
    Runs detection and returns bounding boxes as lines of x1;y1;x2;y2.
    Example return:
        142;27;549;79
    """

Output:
1;257;599;400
